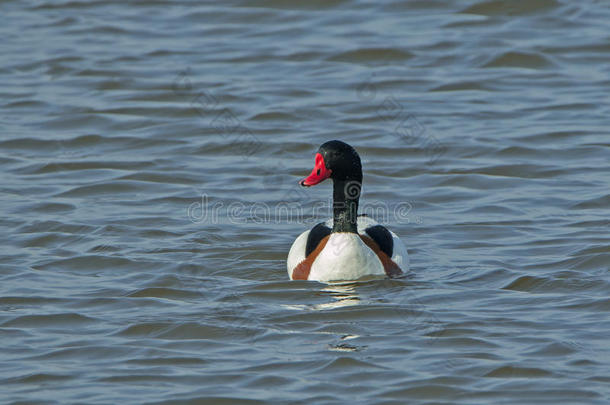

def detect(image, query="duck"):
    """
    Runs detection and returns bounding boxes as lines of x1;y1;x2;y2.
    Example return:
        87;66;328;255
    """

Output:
287;140;409;282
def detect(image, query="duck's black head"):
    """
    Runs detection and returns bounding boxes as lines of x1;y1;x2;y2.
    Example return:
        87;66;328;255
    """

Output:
300;140;362;187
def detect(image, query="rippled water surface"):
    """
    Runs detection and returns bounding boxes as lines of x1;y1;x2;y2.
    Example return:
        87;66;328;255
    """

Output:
2;0;609;403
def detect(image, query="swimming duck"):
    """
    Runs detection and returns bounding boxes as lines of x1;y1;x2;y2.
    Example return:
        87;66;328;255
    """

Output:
287;140;409;282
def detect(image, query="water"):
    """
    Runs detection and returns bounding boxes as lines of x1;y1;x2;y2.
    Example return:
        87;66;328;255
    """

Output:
1;0;609;403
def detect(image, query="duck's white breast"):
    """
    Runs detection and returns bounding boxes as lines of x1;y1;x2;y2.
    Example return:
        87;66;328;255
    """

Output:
324;217;409;271
287;216;409;281
308;233;385;282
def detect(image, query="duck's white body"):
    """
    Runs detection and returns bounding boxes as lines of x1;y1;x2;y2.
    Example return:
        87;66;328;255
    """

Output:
287;216;409;282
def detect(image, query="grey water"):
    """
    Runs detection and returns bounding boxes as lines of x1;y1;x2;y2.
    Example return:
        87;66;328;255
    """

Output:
1;0;609;404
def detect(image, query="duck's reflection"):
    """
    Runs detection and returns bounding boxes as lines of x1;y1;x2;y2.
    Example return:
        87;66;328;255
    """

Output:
313;281;366;310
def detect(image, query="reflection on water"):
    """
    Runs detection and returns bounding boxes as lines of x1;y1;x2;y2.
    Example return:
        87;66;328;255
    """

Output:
315;283;362;310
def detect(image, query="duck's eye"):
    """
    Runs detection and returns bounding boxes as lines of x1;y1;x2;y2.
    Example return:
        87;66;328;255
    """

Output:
316;168;320;175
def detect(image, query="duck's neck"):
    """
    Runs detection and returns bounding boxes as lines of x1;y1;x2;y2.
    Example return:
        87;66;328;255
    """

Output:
332;179;361;233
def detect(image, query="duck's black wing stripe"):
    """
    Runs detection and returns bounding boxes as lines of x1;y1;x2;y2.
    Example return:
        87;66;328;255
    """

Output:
364;225;394;258
305;222;332;257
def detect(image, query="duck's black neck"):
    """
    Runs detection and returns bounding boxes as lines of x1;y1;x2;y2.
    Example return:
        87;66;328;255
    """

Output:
332;179;361;233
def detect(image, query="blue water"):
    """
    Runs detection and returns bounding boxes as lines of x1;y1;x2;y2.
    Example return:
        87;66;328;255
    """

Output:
1;0;609;403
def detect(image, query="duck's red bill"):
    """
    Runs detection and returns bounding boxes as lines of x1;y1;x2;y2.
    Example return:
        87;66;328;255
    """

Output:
300;153;332;187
